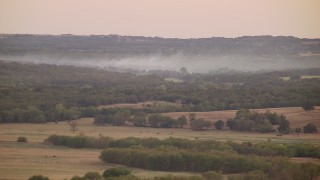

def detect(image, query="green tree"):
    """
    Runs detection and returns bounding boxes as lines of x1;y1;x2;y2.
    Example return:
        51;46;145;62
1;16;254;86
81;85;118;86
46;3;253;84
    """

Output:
17;136;28;142
83;172;103;180
236;109;251;119
94;115;106;125
190;119;212;131
255;119;273;133
132;112;147;127
112;109;131;126
28;175;50;180
148;114;175;128
226;119;237;130
242;170;268;180
189;113;196;121
70;176;83;180
63;108;81;120
103;168;131;178
302;102;315;111
278;115;290;134
295;128;302;133
202;171;223;180
176;115;187;128
214;120;224;130
303;123;318;133
149;114;162;128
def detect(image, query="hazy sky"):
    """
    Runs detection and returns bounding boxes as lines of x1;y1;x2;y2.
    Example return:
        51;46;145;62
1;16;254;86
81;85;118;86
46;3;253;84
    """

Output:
1;0;319;38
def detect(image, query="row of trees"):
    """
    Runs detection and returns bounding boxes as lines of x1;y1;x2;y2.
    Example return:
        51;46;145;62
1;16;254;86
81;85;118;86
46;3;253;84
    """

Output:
100;147;320;179
0;105;82;123
100;147;267;173
225;109;318;134
226;109;290;133
41;135;320;179
3;105;316;134
46;135;320;158
94;110;188;128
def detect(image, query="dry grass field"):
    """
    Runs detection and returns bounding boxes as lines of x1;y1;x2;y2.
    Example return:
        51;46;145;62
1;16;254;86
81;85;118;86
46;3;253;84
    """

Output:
162;106;320;129
0;142;198;180
0;106;319;179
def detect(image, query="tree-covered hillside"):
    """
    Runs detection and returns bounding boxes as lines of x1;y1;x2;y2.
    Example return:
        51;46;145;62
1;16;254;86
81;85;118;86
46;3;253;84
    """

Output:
0;61;319;123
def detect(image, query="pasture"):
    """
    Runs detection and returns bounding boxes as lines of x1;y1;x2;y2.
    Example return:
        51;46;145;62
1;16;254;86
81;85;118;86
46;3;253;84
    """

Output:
0;106;319;179
162;106;320;129
0;142;198;180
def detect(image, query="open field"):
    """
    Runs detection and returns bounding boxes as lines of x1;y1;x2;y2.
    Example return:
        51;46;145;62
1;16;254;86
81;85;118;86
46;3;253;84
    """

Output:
162;106;320;129
0;119;319;144
0;142;198;180
280;75;320;81
301;75;320;79
0;106;319;143
0;106;319;179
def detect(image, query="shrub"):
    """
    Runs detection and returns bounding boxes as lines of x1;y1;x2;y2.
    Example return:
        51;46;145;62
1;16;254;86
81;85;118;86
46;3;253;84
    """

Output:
202;171;223;180
303;123;318;133
28;175;50;180
45;134;95;148
302;102;315;111
295;128;302;133
70;176;83;180
154;175;203;180
103;168;131;178
243;170;268;180
17;136;28;142
105;175;140;180
190;119;212;131
83;172;103;180
214;120;224;130
228;170;268;180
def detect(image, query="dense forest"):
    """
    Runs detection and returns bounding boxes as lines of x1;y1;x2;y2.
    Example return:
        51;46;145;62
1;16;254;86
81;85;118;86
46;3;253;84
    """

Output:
0;60;320;124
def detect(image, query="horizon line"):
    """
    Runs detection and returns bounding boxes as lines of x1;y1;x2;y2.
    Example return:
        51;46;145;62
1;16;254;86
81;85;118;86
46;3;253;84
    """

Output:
1;33;320;40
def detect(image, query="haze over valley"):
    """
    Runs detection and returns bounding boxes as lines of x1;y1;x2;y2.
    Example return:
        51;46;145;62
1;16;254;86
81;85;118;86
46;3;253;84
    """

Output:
1;34;319;73
1;1;320;179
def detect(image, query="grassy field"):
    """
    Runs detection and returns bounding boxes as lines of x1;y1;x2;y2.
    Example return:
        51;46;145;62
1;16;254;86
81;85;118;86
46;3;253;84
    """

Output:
0;142;199;180
280;75;320;80
301;75;320;79
0;106;319;179
162;106;320;129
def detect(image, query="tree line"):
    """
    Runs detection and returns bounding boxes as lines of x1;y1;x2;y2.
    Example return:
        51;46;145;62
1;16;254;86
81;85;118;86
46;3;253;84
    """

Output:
46;135;320;158
1;61;319;116
2;105;317;135
100;147;320;179
41;135;320;179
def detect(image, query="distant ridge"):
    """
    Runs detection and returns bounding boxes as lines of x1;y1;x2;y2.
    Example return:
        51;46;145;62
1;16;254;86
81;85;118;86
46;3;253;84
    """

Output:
0;34;319;72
